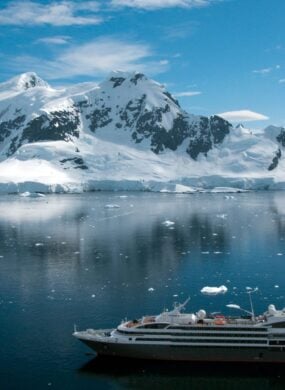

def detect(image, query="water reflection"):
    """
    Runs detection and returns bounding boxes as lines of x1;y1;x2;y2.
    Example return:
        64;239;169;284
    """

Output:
80;357;285;390
0;192;285;389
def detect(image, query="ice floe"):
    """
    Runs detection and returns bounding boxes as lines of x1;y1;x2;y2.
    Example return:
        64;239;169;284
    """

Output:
201;285;228;295
104;204;120;209
20;191;45;198
162;220;175;227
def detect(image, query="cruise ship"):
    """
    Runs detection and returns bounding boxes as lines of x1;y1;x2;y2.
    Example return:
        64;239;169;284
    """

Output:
73;297;285;363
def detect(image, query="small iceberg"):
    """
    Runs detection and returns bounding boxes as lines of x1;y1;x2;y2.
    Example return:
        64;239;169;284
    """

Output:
201;285;228;295
104;204;120;209
162;220;175;227
20;191;45;198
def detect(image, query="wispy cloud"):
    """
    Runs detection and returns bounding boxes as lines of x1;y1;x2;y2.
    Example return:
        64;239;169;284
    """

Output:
253;65;280;75
0;1;103;26
35;36;72;45
8;38;168;79
173;91;201;97
111;0;221;10
253;68;272;75
218;110;269;122
279;79;285;84
162;21;199;40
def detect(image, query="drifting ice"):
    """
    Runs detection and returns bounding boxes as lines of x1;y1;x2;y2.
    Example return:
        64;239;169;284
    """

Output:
201;285;228;295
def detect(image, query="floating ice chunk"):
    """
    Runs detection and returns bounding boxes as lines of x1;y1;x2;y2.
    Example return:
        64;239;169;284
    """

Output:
216;214;227;219
224;195;235;200
20;191;45;198
148;287;155;292
201;285;228;295
104;204;120;209
35;242;44;247
162;220;175;227
91;294;96;298
277;253;283;256
274;285;279;288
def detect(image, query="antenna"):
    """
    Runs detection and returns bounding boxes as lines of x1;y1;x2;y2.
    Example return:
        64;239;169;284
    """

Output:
227;288;258;320
247;287;258;321
176;297;190;312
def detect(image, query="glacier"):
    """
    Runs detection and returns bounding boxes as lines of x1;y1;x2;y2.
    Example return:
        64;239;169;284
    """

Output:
0;71;284;194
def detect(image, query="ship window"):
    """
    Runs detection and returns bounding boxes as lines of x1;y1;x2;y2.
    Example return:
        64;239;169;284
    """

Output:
117;329;267;337
135;338;267;344
137;323;168;329
269;340;285;345
272;321;285;328
167;326;267;332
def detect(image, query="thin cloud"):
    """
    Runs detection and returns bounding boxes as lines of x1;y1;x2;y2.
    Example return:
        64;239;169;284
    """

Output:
7;38;168;80
163;21;199;40
279;79;285;84
0;1;103;26
35;36;72;45
174;91;201;97
253;68;272;75
218;110;269;122
253;65;280;75
111;0;221;10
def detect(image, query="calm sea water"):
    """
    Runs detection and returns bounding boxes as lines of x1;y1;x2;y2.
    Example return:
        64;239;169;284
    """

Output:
0;192;285;389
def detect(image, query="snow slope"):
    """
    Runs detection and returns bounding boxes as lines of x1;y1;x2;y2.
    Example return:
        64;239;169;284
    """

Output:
0;72;284;193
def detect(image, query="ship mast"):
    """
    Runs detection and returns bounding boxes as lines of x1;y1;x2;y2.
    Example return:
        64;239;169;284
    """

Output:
247;287;258;321
174;297;190;312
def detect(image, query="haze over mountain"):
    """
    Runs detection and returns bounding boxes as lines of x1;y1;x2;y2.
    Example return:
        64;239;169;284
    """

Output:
0;71;284;193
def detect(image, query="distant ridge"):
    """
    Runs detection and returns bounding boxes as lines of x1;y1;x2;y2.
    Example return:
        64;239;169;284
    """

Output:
0;71;284;193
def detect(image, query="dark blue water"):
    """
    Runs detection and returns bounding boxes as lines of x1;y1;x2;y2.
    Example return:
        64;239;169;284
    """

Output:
0;192;285;389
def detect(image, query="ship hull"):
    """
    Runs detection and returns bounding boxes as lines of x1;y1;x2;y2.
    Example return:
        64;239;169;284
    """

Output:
79;338;285;363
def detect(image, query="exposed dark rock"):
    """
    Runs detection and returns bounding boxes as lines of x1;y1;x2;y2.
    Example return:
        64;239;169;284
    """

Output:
5;111;80;156
8;136;19;156
60;157;88;170
268;149;282;171
210;115;231;144
21;111;80;145
276;128;285;147
88;108;112;132
187;115;231;160
110;77;126;88
130;73;145;85
120;95;146;128
0;115;26;143
24;74;38;89
76;100;89;109
163;91;180;107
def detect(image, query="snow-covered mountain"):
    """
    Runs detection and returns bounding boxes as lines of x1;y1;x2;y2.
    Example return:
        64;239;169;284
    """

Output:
0;71;284;193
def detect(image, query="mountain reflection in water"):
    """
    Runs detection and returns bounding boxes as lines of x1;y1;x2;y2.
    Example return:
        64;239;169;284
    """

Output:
0;192;285;389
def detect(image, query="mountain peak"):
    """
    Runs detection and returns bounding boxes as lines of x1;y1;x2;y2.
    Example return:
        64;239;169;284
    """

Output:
16;72;50;90
0;72;50;93
102;71;147;89
236;123;245;129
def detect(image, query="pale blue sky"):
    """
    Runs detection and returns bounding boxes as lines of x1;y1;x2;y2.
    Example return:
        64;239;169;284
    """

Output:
0;0;285;127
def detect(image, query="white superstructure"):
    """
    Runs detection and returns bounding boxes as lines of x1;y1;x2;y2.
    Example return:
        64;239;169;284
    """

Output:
74;299;285;362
